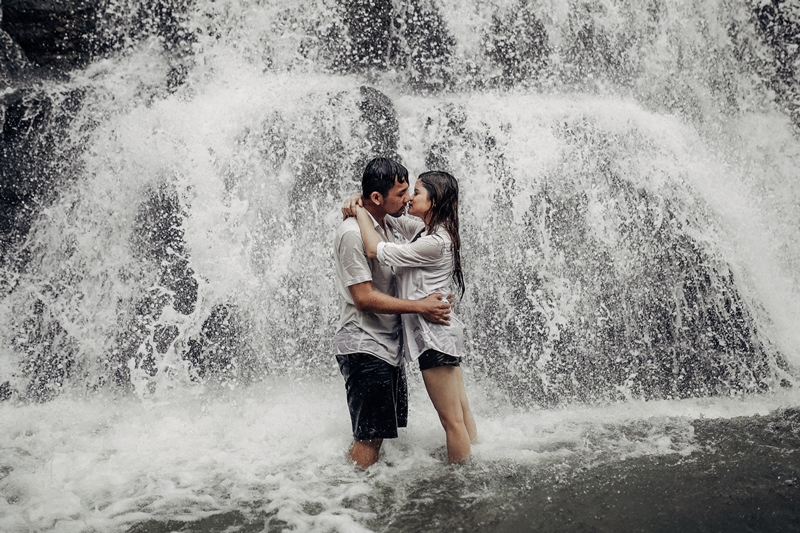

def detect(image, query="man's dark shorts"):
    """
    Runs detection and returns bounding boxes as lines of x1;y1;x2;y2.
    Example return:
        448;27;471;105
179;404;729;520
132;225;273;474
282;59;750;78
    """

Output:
336;353;408;441
418;349;461;371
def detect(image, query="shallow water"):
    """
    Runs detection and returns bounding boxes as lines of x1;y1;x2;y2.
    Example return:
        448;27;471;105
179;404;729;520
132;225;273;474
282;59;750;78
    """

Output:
2;370;799;532
3;0;800;531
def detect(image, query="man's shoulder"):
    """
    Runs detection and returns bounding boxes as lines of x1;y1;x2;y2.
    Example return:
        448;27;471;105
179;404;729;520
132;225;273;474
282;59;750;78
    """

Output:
334;218;364;254
336;217;362;238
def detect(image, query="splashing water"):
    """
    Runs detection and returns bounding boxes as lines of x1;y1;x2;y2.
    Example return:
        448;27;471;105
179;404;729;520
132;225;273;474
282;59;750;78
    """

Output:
2;0;800;530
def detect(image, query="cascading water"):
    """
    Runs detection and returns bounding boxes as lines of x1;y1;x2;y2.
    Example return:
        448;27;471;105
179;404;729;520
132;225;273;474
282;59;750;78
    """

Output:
2;0;800;531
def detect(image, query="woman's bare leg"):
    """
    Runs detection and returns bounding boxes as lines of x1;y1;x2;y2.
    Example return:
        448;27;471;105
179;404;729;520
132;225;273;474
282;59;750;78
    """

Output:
422;366;471;463
456;367;478;444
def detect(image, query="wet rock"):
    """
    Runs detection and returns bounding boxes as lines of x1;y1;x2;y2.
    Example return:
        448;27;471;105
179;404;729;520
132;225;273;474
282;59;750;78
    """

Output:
358;86;399;158
153;324;179;354
0;28;33;86
15;300;76;402
128;0;196;92
390;0;454;92
484;4;550;87
753;0;800;128
0;381;12;401
1;0;195;88
131;183;198;317
0;0;98;69
460;118;784;406
423;103;467;171
561;11;638;90
185;304;256;383
329;0;453;91
336;0;393;71
352;85;401;177
0;87;84;269
115;183;198;386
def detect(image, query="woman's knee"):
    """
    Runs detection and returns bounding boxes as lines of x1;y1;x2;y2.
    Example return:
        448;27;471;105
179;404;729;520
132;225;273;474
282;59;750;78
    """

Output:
437;410;466;431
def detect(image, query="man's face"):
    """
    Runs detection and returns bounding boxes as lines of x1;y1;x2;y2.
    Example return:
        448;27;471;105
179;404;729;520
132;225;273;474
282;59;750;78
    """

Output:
383;178;411;217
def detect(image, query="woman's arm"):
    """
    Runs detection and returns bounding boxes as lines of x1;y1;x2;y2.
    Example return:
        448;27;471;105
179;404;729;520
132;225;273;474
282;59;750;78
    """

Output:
355;205;382;259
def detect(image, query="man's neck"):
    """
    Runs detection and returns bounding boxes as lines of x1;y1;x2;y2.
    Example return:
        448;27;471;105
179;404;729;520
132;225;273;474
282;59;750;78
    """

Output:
363;203;386;229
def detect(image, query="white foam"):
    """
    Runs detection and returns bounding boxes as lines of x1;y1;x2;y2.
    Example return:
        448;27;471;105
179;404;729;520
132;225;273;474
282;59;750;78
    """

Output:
2;375;798;532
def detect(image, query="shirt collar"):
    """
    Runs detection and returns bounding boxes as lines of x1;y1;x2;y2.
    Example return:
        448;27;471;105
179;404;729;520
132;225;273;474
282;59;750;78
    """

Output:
365;209;380;229
364;209;390;240
367;210;391;239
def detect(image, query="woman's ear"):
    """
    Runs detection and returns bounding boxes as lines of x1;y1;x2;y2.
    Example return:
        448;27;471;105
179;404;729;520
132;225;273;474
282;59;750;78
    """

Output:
369;191;383;206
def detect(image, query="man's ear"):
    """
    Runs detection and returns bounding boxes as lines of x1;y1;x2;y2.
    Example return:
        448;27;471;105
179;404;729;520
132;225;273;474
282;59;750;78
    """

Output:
369;191;383;206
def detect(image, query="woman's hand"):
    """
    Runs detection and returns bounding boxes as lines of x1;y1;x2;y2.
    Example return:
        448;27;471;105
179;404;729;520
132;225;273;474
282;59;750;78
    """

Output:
341;193;363;219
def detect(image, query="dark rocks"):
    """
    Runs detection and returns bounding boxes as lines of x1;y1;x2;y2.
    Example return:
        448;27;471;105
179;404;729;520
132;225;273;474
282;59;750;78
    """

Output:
457;117;785;406
130;182;198;317
358;86;399;158
185;304;256;383
111;183;198;386
753;0;800;128
423;102;467;171
484;6;550;87
16;299;76;402
330;0;455;92
391;1;454;92
0;381;11;401
0;0;195;89
0;0;98;70
353;85;401;177
336;0;393;71
0;27;32;85
0;88;84;270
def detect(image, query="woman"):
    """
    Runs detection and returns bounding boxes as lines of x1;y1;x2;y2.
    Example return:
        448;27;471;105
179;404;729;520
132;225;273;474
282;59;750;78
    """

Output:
349;171;478;463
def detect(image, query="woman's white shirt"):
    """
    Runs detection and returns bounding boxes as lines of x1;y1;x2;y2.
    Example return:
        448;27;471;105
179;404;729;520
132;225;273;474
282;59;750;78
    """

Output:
380;215;464;362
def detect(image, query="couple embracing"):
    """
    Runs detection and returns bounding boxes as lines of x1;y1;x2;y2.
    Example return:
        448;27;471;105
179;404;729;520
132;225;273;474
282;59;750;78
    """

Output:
332;157;477;468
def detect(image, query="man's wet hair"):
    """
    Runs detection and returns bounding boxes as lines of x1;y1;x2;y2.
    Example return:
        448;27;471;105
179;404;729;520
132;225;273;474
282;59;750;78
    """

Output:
362;157;408;198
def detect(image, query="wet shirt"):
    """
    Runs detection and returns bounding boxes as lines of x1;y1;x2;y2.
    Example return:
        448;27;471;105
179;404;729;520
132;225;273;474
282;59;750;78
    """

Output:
377;215;464;362
332;213;402;366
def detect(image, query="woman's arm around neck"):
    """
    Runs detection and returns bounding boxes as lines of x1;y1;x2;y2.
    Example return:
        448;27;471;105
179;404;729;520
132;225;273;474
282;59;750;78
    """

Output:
355;206;381;260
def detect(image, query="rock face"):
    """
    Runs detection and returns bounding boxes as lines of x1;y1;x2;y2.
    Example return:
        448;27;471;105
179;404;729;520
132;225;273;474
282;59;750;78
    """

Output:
331;0;455;91
1;2;99;267
0;88;84;268
0;27;32;85
0;0;98;69
753;0;800;127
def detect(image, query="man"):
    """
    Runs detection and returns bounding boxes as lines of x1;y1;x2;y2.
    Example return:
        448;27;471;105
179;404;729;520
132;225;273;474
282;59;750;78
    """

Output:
333;157;451;469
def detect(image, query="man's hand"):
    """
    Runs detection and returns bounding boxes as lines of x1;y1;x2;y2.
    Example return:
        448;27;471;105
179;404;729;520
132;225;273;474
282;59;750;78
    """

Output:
342;193;363;219
418;293;451;325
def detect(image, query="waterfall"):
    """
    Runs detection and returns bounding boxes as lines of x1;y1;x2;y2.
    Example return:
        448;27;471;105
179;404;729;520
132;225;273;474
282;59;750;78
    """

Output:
2;0;799;405
3;1;800;532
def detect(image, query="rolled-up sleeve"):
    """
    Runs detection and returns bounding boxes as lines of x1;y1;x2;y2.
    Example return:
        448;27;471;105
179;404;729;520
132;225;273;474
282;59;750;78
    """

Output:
387;215;426;241
377;235;446;268
339;231;372;287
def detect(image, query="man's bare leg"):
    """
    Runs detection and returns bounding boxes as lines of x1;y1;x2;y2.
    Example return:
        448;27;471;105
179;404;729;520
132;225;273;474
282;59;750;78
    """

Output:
349;438;383;469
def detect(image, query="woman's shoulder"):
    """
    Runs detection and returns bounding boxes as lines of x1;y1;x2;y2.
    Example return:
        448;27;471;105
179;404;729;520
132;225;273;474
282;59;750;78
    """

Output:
428;227;452;245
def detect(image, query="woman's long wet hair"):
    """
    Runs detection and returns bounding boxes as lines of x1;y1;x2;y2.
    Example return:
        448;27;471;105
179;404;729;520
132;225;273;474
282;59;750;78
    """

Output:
418;171;465;298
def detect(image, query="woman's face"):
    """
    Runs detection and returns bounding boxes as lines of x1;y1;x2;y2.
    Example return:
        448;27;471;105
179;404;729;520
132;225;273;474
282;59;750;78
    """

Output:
407;180;432;221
